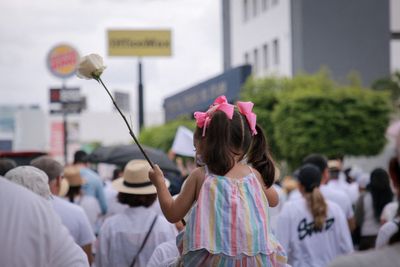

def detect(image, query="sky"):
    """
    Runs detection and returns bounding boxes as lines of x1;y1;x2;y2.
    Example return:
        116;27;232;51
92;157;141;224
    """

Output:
0;0;221;125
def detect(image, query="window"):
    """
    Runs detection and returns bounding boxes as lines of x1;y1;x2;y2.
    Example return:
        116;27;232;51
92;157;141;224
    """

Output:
263;44;268;70
253;48;258;74
253;0;258;17
273;39;279;65
262;0;268;11
243;0;249;21
244;53;250;65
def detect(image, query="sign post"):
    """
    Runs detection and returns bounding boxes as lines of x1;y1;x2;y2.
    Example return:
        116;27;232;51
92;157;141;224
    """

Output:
47;44;80;164
108;29;172;132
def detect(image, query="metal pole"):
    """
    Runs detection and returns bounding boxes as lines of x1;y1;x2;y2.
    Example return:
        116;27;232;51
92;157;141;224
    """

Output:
138;58;144;132
62;80;68;165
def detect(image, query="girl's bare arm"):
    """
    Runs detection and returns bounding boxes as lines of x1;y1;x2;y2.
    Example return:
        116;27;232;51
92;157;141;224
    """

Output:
149;165;202;223
252;167;279;207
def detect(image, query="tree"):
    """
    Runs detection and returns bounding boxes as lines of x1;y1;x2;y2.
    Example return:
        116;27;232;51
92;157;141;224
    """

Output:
139;117;195;152
241;70;391;169
372;71;400;110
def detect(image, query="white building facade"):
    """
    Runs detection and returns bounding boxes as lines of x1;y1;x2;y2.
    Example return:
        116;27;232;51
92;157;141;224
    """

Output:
223;0;396;84
229;0;292;77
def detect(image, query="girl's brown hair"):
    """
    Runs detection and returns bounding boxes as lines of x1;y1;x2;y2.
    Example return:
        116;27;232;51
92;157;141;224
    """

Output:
194;109;275;187
304;188;328;230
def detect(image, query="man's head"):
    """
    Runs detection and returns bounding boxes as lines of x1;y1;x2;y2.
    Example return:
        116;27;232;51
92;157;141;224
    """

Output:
0;158;17;176
31;156;63;195
73;150;88;165
302;154;329;184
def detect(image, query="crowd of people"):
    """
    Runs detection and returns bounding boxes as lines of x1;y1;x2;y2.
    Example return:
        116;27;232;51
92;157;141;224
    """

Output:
0;95;400;267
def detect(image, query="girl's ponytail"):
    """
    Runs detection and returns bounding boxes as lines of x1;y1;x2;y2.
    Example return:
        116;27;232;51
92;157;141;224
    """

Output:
305;187;327;230
247;124;275;187
298;163;327;230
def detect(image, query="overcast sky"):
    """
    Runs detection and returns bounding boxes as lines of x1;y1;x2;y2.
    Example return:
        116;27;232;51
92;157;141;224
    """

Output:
0;0;221;125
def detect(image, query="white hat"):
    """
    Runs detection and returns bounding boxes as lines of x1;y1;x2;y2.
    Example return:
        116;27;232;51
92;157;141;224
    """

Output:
112;159;170;195
5;166;51;199
357;173;370;189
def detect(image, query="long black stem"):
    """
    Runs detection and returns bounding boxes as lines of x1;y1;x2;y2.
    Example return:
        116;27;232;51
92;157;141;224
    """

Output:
97;77;154;169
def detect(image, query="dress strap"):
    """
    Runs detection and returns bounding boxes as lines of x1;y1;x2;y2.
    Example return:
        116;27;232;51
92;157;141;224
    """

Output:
204;165;210;175
247;165;256;178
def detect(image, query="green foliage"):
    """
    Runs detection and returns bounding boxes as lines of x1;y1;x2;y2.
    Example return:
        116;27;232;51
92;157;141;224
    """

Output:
372;72;400;109
241;69;391;169
139;117;195;152
273;87;390;168
241;69;336;159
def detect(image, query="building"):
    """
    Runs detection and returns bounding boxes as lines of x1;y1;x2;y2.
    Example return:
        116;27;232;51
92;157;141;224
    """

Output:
163;65;251;122
0;105;47;152
223;0;396;85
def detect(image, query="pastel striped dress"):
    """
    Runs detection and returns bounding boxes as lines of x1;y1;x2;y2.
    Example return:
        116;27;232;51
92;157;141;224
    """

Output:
176;166;288;267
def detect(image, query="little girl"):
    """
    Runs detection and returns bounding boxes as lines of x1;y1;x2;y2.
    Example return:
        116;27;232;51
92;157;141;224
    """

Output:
149;95;287;266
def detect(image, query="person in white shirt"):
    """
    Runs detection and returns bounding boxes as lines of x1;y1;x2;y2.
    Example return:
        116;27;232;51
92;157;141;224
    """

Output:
146;240;180;267
355;168;394;250
380;157;400;224
297;154;356;231
31;156;96;265
269;183;287;233
276;164;353;267
376;157;400;248
0;177;89;267
104;167;129;217
376;218;400;248
64;165;102;235
96;160;177;267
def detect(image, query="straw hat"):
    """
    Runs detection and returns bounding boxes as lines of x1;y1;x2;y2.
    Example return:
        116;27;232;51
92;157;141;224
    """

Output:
112;159;170;195
63;165;84;186
328;160;341;170
58;178;70;197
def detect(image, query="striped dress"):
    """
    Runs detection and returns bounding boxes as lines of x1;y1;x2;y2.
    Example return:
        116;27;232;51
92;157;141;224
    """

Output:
177;166;288;267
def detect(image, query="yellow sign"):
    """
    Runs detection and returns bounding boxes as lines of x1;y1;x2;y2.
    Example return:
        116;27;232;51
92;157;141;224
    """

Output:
108;30;172;57
47;44;79;78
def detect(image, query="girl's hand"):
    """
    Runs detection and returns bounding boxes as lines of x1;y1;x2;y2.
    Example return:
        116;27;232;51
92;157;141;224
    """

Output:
148;164;165;187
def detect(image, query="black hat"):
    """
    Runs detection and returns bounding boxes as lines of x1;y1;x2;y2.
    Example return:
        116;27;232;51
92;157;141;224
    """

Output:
298;163;322;192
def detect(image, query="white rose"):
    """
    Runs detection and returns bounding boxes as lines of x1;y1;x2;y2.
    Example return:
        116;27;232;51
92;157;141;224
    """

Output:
77;54;106;80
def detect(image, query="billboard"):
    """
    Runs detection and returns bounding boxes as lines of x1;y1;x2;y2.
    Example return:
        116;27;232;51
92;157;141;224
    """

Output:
114;91;131;112
47;44;80;78
108;30;172;57
163;65;252;122
49;88;84;114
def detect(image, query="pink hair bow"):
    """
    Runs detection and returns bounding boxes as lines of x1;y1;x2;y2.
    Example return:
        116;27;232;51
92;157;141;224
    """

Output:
237;101;257;136
194;95;234;136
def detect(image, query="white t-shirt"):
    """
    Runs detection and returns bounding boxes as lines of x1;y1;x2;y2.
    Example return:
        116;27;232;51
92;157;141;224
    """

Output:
269;184;287;233
51;196;95;246
287;186;354;219
327;179;358;205
381;201;399;223
96;206;177;267
104;181;128;217
375;219;400;248
321;185;354;219
361;192;381;236
276;198;353;267
0;178;88;267
288;188;302;201
146;240;180;267
72;194;101;233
